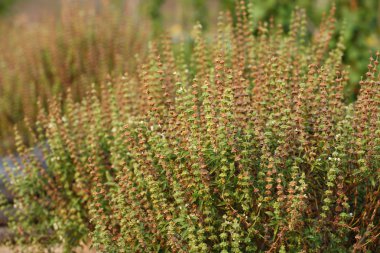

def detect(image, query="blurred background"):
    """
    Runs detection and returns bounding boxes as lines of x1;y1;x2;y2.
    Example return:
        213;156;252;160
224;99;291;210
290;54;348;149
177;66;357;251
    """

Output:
0;0;379;155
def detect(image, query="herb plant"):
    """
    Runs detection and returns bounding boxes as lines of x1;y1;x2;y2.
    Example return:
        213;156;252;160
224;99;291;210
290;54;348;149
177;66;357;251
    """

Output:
2;2;379;252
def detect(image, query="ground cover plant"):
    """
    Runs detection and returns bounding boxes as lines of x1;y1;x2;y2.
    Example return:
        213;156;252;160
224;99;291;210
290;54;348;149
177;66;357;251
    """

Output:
0;0;147;154
1;2;379;252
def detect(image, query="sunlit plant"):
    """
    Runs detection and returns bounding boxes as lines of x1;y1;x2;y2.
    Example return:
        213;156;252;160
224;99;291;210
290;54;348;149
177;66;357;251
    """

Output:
2;2;379;252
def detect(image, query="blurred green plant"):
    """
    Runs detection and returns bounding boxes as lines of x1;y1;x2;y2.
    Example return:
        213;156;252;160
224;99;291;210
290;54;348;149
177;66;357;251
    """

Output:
0;0;17;15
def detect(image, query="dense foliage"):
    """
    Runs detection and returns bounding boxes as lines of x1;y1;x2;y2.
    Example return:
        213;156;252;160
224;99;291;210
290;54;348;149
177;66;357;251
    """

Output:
1;0;379;154
146;0;380;101
1;2;379;252
0;0;16;15
246;0;380;102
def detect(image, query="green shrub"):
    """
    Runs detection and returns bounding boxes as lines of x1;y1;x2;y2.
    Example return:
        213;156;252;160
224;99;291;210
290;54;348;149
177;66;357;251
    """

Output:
2;2;379;252
0;0;16;15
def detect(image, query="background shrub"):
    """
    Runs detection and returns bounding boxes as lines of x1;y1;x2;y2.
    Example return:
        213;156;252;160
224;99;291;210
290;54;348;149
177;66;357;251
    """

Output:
0;0;147;154
0;0;17;15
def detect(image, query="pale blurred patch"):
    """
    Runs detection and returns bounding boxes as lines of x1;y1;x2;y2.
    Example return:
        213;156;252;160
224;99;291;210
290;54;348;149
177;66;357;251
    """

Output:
169;24;184;39
366;34;380;48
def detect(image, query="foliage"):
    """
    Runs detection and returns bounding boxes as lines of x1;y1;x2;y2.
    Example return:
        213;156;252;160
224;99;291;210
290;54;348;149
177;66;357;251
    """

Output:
246;0;380;102
145;0;380;101
0;0;17;15
1;0;378;155
2;2;379;252
0;0;147;154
